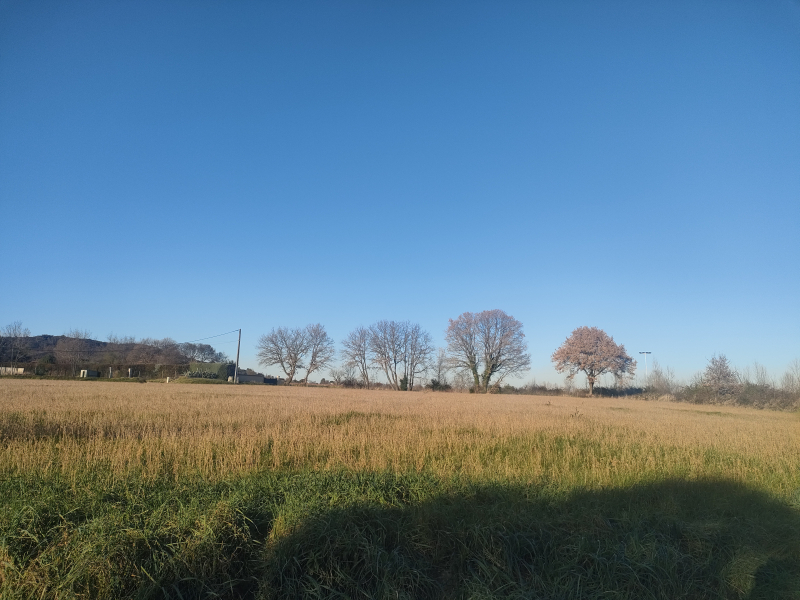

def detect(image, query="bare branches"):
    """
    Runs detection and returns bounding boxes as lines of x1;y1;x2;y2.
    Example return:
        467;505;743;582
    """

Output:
256;324;335;385
702;354;739;395
256;327;309;384
341;326;372;389
645;359;676;394
445;310;530;393
369;320;406;390
179;342;228;363
403;323;434;391
429;348;451;387
780;359;800;395
55;329;92;376
444;312;479;390
552;326;636;396
329;364;359;387
341;321;435;391
366;320;434;391
303;324;335;385
1;321;31;369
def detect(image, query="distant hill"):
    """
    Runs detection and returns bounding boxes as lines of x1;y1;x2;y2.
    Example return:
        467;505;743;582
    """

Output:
22;335;108;360
2;335;228;366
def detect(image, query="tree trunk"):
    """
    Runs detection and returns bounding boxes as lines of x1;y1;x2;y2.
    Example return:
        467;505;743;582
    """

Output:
588;377;595;396
481;365;495;393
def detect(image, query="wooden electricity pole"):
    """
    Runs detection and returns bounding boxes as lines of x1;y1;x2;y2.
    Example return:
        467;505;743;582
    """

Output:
234;329;241;384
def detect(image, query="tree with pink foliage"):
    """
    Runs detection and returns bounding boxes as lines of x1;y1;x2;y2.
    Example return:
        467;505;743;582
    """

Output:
552;326;636;396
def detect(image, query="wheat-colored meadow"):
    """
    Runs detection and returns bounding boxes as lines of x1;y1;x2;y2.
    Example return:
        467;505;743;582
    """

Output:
2;379;798;500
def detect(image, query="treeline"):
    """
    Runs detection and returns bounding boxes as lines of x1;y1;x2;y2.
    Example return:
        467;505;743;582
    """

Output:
4;318;799;410
639;354;800;411
255;315;799;410
498;355;800;411
256;310;531;393
0;321;228;376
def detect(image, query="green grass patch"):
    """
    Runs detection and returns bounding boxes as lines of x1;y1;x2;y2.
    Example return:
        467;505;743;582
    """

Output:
1;470;798;599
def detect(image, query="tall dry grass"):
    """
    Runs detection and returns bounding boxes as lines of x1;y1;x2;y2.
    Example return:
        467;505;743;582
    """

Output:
1;379;797;499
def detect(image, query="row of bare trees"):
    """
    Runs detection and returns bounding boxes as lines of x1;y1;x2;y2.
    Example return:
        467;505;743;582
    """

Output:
337;321;435;391
103;335;228;365
257;310;532;393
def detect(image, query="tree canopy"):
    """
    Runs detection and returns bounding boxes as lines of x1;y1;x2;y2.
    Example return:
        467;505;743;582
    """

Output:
256;324;335;385
703;353;739;395
445;309;530;393
551;326;636;396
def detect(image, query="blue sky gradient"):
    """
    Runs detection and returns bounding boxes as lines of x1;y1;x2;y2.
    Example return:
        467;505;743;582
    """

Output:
2;1;798;384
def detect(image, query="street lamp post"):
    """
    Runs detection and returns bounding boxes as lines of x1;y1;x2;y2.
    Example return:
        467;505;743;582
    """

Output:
639;351;651;388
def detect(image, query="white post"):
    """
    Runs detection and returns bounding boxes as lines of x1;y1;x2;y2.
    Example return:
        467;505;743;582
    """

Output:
639;351;651;389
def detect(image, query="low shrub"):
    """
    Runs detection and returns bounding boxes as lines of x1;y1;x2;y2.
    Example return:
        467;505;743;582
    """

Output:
185;370;218;379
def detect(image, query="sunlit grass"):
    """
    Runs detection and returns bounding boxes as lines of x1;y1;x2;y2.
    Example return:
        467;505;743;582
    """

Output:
1;379;798;598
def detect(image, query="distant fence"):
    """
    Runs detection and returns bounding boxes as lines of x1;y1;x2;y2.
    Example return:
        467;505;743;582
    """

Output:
4;363;194;379
0;367;25;375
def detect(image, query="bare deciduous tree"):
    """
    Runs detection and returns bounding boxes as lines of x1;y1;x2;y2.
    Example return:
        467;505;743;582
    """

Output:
56;329;93;376
780;358;800;395
369;320;407;390
104;333;136;363
1;321;31;369
450;369;472;392
403;323;434;391
256;327;309;384
154;338;184;364
303;324;335;385
341;326;373;389
126;337;186;364
428;347;451;388
365;320;434;391
445;309;530;393
179;342;228;363
329;364;359;387
646;359;676;395
551;326;635;396
702;353;739;395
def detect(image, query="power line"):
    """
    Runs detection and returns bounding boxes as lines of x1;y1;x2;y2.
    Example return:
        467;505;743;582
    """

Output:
181;330;241;344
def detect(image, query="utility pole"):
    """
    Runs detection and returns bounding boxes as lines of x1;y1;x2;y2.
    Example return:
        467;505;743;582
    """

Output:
234;329;241;384
639;351;651;388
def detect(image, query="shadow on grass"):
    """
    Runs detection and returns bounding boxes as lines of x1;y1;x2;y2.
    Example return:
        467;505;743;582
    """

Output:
261;478;800;600
3;474;799;599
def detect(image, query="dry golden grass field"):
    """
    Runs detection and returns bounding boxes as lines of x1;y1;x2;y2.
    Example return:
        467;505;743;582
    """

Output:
1;379;798;489
1;378;799;599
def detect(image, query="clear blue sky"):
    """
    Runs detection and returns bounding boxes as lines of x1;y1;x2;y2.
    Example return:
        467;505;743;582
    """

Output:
2;1;798;385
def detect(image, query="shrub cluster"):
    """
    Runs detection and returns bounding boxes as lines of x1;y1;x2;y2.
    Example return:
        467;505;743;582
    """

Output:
675;381;798;410
185;370;218;379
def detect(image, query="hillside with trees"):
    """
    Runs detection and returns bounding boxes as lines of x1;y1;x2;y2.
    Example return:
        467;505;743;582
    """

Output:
0;323;229;377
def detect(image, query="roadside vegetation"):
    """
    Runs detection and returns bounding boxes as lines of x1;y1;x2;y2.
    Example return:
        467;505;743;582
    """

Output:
1;380;798;598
